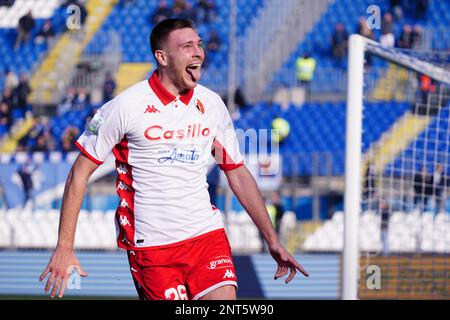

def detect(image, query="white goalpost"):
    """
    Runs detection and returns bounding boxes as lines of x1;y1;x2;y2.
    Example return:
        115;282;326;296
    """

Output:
342;34;364;300
343;34;450;300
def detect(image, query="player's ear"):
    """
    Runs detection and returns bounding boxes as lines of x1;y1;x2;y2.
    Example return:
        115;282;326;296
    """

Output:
155;49;168;66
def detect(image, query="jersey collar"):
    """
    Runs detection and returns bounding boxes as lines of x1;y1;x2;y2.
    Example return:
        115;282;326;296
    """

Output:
148;70;194;106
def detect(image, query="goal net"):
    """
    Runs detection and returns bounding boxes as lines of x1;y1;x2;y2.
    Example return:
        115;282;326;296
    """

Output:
343;35;450;299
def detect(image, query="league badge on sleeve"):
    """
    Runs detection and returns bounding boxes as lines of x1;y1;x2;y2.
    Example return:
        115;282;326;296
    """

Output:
88;112;104;135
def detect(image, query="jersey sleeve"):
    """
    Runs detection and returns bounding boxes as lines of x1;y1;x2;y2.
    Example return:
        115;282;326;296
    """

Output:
212;99;244;171
75;99;127;164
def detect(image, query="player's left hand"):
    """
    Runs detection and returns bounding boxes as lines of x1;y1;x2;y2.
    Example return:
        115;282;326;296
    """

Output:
268;241;309;283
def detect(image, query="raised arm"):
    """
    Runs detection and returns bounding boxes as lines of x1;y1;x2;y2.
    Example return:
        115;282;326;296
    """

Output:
39;153;99;298
224;165;309;283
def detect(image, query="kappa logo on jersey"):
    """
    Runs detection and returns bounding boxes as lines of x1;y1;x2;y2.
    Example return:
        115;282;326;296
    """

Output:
120;198;129;208
194;99;205;114
207;256;233;270
117;164;127;175
145;105;160;114
119;215;131;227
117;181;130;191
223;269;236;279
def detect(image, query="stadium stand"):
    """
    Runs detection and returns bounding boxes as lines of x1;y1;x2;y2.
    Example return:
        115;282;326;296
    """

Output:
303;209;450;253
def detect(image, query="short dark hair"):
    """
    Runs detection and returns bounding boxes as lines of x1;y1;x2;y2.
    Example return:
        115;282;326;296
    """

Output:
150;18;196;56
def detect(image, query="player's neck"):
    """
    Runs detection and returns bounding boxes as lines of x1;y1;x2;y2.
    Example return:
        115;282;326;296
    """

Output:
157;70;189;97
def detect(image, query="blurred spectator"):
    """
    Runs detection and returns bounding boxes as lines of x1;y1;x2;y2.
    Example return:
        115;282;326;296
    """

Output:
411;25;421;48
32;132;56;152
296;53;316;85
17;160;37;208
363;162;377;207
172;0;187;15
267;191;285;236
0;102;12;127
2;88;14;107
57;86;78;115
331;23;348;66
72;87;91;111
356;16;374;40
295;53;316;100
15;11;35;49
61;126;80;152
12;74;31;110
151;0;173;24
397;24;413;49
380;12;395;48
172;0;195;21
4;68;19;92
414;165;433;211
0;0;15;7
35;19;56;45
222;87;248;120
196;0;216;24
389;0;403;21
234;87;248;110
202;29;221;68
102;72;116;103
23;116;52;151
378;199;390;256
419;74;436;106
432;163;447;213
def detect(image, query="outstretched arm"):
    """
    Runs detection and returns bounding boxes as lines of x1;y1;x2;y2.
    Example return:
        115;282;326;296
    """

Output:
224;165;309;283
39;153;99;298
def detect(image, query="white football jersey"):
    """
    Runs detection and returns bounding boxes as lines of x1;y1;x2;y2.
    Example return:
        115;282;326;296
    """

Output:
76;71;243;249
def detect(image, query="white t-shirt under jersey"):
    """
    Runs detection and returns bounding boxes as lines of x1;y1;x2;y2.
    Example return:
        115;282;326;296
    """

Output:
76;71;243;250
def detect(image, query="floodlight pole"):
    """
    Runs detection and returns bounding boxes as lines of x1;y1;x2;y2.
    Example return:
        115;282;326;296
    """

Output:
342;34;365;300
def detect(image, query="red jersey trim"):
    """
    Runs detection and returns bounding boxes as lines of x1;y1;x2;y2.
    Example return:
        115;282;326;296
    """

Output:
113;137;136;248
211;139;244;171
118;227;226;251
220;161;244;171
148;70;194;106
74;141;103;165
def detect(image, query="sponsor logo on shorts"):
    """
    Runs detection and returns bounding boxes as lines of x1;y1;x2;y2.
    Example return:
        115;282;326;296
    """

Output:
207;256;233;270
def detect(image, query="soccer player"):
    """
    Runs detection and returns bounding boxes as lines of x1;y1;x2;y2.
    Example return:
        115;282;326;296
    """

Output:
39;18;309;300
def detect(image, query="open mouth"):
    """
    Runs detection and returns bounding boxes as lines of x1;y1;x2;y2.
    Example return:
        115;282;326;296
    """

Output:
185;63;202;82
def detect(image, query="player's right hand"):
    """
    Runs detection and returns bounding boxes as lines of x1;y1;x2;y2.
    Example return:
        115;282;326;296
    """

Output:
39;247;88;298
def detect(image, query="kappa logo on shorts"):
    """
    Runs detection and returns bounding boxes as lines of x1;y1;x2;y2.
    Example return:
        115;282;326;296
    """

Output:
207;256;233;270
223;269;236;279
